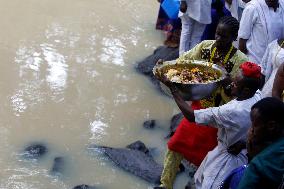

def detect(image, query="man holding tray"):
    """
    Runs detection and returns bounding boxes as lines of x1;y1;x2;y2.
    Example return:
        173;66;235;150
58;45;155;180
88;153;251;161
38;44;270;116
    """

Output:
155;62;262;189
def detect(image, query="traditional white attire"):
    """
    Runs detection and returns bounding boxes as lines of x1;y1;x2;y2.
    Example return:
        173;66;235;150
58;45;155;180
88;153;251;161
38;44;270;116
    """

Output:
238;0;284;65
225;0;247;20
179;0;212;56
193;90;262;189
261;40;284;97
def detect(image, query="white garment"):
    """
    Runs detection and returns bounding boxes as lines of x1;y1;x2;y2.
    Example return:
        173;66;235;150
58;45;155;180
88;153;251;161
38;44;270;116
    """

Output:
225;0;247;20
261;40;284;97
238;0;284;65
179;15;206;55
179;0;212;24
193;90;262;189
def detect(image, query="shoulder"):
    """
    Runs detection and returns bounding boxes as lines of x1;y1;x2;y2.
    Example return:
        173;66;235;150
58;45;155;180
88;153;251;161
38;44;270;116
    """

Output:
231;50;249;64
241;1;259;16
199;40;215;47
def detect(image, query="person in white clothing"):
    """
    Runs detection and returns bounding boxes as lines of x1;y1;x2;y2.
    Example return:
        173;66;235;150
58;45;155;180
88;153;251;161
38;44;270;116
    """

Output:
157;61;263;189
179;0;212;56
261;39;284;97
238;0;284;65
225;0;250;20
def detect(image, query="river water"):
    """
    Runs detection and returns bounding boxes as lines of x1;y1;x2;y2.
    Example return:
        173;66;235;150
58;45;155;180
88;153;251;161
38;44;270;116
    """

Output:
0;0;189;188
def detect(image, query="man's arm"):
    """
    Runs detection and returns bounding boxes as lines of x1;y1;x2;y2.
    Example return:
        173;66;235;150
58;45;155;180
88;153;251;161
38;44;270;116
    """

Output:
239;38;248;54
272;63;284;100
170;86;195;122
238;5;256;54
225;0;233;5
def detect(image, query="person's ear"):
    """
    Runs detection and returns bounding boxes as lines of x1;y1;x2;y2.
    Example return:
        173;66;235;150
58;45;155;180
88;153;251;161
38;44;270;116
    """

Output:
242;87;250;96
266;120;281;134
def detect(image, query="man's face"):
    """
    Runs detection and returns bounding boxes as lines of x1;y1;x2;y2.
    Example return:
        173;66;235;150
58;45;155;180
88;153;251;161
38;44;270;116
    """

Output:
215;24;234;50
230;72;243;97
247;108;267;158
265;0;279;8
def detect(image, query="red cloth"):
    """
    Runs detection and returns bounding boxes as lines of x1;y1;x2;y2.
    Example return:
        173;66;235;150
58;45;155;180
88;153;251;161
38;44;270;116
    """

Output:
240;62;261;78
167;101;218;166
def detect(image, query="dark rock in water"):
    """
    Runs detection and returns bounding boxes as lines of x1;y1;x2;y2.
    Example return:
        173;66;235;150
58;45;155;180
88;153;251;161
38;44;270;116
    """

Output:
89;145;163;184
51;157;65;175
126;141;149;154
165;113;184;138
23;143;48;160
143;120;156;129
136;46;179;93
73;185;96;189
136;46;179;76
148;147;160;158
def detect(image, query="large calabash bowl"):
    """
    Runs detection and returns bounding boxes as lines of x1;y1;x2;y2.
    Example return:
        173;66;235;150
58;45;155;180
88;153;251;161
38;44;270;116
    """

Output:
153;60;227;101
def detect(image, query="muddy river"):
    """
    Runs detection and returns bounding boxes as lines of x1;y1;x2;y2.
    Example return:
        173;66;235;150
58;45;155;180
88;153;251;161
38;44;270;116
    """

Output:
0;0;189;188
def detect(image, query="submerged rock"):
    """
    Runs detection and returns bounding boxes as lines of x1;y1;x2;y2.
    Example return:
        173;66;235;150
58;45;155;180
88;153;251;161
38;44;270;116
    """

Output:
136;46;179;93
23;143;48;160
89;143;163;184
51;157;65;176
143;120;156;129
73;185;96;189
126;141;150;154
165;113;184;138
136;46;179;76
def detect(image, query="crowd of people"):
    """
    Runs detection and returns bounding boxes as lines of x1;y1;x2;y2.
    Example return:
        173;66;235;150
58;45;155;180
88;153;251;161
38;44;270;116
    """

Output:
154;0;284;188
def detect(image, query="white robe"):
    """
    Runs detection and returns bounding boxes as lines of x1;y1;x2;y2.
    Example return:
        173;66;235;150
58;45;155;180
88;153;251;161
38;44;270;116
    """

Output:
193;90;262;189
179;0;212;24
261;40;284;97
225;0;247;20
238;0;284;65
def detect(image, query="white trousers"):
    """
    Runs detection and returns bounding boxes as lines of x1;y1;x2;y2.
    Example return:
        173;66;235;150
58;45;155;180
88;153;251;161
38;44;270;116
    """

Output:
179;15;206;56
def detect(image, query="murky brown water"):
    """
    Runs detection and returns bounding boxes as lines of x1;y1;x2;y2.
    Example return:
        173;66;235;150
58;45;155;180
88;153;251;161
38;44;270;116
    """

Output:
0;0;189;188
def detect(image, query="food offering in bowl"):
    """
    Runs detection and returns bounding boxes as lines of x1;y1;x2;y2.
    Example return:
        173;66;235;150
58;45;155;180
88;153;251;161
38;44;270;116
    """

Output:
153;60;227;101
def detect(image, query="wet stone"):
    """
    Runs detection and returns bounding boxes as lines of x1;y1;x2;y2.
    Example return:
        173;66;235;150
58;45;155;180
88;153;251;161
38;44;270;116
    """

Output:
23;143;48;160
143;120;156;129
51;157;65;175
73;185;96;189
126;141;149;154
89;144;163;184
136;46;179;94
165;113;184;138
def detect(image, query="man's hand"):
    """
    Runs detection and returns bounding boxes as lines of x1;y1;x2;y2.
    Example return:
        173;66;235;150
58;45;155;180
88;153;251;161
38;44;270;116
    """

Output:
222;75;233;96
227;141;246;156
180;1;187;13
158;73;173;88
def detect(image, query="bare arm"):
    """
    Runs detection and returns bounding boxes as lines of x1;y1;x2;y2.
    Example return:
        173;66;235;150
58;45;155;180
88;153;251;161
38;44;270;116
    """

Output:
156;72;195;122
170;86;195;122
239;38;248;54
225;0;233;5
272;63;284;100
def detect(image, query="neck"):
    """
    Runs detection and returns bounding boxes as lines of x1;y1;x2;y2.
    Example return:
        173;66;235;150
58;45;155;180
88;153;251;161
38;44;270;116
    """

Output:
236;91;256;101
216;43;232;54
